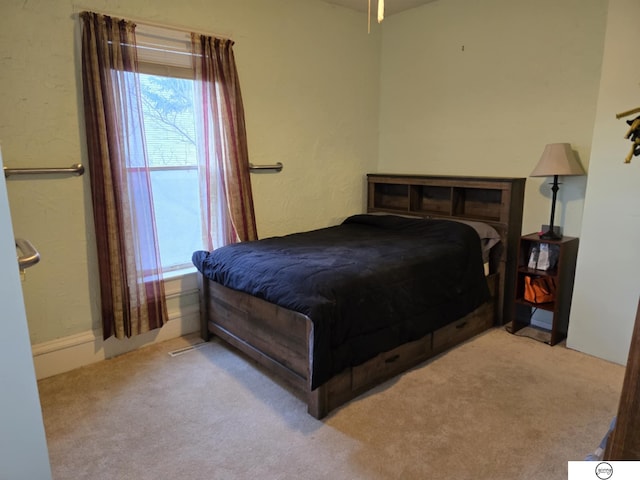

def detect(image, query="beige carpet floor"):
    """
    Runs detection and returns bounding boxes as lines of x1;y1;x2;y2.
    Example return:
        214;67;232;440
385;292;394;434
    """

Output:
38;328;624;480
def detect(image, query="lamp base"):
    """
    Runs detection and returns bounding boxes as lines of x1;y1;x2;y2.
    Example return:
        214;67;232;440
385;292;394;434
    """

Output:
539;229;562;240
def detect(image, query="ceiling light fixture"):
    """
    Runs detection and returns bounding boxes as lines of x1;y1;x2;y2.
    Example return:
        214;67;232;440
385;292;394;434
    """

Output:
368;0;384;33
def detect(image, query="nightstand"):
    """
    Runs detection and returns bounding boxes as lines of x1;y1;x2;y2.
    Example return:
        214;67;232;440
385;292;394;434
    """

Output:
510;233;579;345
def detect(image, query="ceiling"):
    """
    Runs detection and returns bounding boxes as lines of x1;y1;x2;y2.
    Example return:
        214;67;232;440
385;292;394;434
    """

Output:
322;0;436;16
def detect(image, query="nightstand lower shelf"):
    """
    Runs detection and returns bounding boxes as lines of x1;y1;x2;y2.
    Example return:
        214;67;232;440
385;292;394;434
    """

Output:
511;298;559;344
508;323;559;345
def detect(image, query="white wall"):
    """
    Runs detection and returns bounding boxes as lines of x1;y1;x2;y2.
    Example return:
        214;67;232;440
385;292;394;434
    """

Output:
568;0;640;364
0;0;380;375
0;150;52;480
378;0;607;237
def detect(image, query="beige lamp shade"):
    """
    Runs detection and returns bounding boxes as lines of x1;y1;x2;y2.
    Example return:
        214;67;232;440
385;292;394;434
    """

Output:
530;143;586;177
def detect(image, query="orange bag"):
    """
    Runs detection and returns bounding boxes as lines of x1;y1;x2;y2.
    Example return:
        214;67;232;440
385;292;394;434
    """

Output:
524;275;556;304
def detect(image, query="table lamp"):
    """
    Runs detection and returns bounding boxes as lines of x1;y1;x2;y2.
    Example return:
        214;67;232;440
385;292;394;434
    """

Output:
530;143;585;240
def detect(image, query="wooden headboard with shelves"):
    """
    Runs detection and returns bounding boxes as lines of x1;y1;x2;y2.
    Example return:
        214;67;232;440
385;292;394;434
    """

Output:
367;173;526;325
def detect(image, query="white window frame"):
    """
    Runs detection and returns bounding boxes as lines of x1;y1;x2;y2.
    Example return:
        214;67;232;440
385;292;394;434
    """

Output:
134;25;200;276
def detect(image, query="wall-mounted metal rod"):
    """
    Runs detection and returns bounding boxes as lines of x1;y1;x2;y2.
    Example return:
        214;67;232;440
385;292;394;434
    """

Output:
4;163;85;178
249;162;283;173
15;238;40;270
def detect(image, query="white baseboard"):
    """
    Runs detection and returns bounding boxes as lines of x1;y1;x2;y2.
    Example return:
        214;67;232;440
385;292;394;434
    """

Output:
32;305;200;380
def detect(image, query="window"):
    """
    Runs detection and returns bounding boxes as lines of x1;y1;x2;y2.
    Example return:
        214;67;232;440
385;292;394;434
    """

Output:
138;73;201;272
135;27;202;273
81;12;256;338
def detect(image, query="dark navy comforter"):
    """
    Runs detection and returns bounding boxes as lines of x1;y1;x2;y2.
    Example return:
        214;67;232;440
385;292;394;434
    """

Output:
192;214;489;389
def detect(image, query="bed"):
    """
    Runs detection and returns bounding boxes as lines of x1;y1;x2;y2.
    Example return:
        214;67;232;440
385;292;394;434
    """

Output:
194;174;525;418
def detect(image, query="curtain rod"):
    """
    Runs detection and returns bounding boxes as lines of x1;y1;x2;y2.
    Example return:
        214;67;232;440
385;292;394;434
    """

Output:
71;4;233;41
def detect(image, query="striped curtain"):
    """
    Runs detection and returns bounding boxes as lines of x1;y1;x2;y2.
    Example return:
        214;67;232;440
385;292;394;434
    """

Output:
191;35;257;249
80;12;168;339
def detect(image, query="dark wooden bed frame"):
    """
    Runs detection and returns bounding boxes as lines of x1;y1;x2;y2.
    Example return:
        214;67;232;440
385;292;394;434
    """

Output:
198;174;525;418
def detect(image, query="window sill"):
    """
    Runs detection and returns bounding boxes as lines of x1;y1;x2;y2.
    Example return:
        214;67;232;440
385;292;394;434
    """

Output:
163;265;197;281
163;266;199;298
